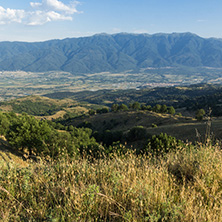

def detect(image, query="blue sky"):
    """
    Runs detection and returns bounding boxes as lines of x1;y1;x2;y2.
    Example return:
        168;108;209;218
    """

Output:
0;0;221;42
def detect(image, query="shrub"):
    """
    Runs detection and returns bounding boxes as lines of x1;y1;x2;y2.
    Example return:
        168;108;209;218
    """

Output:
118;104;128;111
132;102;141;110
88;109;96;115
144;133;184;156
196;109;205;121
168;106;176;115
127;126;147;141
152;123;157;128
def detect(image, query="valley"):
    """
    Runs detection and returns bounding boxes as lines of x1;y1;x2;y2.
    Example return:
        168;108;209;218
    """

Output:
1;66;222;101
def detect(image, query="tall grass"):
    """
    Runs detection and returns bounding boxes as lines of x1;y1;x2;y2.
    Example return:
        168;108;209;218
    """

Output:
0;143;222;221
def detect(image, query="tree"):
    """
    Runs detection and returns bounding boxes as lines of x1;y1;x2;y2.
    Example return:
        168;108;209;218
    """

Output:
127;126;147;141
168;106;175;115
132;102;141;110
118;104;128;111
152;104;161;113
88;109;96;115
6;113;53;155
196;109;205;121
144;133;183;156
160;104;168;113
0;112;10;136
141;105;152;111
96;107;109;114
111;104;119;112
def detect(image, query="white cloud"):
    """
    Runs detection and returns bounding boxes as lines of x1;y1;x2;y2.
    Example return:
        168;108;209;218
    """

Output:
0;6;25;24
27;10;72;26
0;0;80;25
30;0;79;14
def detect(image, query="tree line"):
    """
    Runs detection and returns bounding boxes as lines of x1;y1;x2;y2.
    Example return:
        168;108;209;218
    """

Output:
0;111;185;159
88;102;176;116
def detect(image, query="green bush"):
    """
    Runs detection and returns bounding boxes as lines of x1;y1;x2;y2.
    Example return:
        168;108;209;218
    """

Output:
127;126;147;141
196;109;205;121
152;123;157;128
144;133;184;156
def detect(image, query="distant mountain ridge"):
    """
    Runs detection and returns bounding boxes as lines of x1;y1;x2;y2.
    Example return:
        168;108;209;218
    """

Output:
1;32;222;74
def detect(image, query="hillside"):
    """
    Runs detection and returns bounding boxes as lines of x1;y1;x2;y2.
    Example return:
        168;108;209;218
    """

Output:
1;33;222;74
0;95;93;118
44;83;222;116
59;109;222;148
0;137;28;168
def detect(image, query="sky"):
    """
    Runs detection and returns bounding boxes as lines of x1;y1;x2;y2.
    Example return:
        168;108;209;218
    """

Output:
0;0;222;42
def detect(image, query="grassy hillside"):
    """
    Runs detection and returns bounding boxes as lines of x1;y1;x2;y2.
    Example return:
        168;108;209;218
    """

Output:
60;109;219;144
1;143;222;221
44;83;222;117
0;95;91;119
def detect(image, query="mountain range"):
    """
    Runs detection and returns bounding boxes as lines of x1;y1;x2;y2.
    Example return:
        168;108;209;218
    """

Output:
1;32;222;74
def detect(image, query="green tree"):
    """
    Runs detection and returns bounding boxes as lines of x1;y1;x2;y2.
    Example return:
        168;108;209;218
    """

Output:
0;112;10;136
152;104;161;113
160;104;168;113
141;105;152;111
111;104;119;112
144;133;183;156
196;109;205;121
97;107;109;114
118;104;128;111
88;109;96;115
127;126;147;141
6;113;53;155
132;102;141;110
168;106;175;115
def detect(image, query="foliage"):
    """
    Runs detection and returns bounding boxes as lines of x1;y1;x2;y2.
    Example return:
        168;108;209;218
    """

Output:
195;109;206;121
160;104;168;113
0;112;10;136
6;113;54;155
10;100;59;116
0;111;100;158
168;106;176;115
111;104;119;112
96;107;109;114
118;104;128;111
88;109;96;115
93;130;123;146
131;102;141;110
144;133;184;156
152;104;162;113
126;126;147;142
152;123;158;128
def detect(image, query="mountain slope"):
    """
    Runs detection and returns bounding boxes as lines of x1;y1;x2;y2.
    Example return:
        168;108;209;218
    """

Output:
1;32;222;74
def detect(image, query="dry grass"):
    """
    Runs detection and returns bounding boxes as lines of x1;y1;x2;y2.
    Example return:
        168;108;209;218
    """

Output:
69;110;196;132
36;110;67;121
0;138;28;168
64;106;88;113
0;105;13;112
0;143;222;221
15;95;77;107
